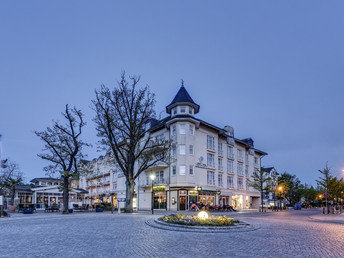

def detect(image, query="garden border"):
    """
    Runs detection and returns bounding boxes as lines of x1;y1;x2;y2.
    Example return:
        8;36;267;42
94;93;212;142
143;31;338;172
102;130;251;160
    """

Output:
146;218;260;233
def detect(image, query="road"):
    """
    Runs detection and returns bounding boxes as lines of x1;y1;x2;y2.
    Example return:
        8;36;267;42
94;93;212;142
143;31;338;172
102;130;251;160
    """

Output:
0;209;343;257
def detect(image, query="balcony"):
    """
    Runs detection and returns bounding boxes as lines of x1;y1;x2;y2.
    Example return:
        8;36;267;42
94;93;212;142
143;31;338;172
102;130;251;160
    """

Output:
141;178;167;187
238;156;244;163
145;161;169;172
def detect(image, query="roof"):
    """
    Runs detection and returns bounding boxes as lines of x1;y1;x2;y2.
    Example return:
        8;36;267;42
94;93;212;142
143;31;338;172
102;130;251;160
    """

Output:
261;167;275;173
166;86;200;114
30;177;62;183
75;188;88;194
148;113;267;155
15;185;32;192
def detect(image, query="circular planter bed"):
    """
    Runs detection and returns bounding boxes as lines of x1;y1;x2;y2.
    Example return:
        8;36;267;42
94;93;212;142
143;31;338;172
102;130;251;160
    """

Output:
146;212;258;233
161;213;239;227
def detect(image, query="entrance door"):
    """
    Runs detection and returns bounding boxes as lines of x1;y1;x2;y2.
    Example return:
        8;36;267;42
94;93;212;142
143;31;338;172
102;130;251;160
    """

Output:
179;196;186;210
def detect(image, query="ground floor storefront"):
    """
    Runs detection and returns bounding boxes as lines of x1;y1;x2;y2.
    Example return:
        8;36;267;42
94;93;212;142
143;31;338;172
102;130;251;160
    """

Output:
137;186;261;211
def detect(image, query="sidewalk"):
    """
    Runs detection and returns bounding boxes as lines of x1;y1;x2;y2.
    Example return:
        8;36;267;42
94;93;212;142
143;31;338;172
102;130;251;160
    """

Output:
309;213;344;224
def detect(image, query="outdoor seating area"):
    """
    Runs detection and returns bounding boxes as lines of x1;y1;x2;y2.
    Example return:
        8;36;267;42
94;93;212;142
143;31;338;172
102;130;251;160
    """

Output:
18;204;36;213
44;204;60;212
73;204;89;212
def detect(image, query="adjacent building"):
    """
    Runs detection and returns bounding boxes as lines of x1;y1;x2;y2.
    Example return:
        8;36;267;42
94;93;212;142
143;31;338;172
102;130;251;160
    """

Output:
11;177;88;210
80;85;268;211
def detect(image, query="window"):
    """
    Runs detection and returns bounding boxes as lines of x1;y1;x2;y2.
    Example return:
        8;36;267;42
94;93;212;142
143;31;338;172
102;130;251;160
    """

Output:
207;153;215;168
254;157;259;165
173;108;177;115
146;174;150;185
207;135;215;150
237;163;244;175
227;146;233;159
180;145;186;155
207;171;215;185
227;176;234;188
237;149;243;161
189;145;194;155
189;125;194;135
218;158;223;171
172;166;176;176
245;153;249;163
237;178;244;189
245;166;249;177
218;143;223;156
179;165;186;175
155;171;164;184
180;124;186;134
156;134;164;142
246;180;250;190
227;160;233;173
172;146;177;156
172;125;176;136
189;165;194;175
188;107;193;114
180;106;186;113
218;174;223;187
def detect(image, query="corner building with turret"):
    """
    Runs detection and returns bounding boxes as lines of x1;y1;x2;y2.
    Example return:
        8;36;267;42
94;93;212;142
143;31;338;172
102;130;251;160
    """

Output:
135;85;267;211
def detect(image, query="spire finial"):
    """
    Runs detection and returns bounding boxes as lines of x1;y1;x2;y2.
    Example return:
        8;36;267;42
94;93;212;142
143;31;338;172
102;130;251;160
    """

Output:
181;79;184;87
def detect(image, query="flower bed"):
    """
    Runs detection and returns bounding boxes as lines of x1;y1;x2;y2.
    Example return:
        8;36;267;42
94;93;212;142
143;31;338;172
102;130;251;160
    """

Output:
161;214;239;227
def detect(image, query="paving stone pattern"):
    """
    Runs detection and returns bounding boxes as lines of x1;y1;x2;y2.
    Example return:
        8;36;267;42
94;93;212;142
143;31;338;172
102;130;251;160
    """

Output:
0;209;343;257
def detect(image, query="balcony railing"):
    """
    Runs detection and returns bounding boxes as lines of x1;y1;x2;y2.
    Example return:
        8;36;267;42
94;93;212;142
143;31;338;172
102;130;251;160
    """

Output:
141;178;166;186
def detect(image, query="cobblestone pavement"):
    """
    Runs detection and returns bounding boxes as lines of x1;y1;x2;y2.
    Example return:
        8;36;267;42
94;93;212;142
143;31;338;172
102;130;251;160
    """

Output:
0;209;343;257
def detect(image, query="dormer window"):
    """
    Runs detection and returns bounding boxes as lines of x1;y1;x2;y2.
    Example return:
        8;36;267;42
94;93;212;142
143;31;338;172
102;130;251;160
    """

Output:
188;107;193;115
180;106;186;113
173;108;177;115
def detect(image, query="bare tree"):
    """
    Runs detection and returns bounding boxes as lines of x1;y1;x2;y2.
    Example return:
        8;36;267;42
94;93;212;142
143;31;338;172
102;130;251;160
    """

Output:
35;105;89;214
92;72;171;212
0;159;23;204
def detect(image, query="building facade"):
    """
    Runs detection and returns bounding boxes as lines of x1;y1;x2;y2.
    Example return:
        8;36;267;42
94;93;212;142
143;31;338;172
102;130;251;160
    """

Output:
80;85;267;211
11;177;88;210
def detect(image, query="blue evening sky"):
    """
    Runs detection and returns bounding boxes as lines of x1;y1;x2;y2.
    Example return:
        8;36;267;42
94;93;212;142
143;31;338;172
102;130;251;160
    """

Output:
1;1;343;184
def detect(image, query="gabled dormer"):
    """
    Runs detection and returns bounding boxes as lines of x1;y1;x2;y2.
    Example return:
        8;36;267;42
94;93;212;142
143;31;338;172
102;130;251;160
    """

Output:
166;82;200;117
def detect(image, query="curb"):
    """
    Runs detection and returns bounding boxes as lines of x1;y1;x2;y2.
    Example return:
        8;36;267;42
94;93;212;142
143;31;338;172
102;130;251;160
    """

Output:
146;218;260;233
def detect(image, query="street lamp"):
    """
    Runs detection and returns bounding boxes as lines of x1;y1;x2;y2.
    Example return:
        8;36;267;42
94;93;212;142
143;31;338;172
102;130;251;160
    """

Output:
278;186;285;210
150;174;156;214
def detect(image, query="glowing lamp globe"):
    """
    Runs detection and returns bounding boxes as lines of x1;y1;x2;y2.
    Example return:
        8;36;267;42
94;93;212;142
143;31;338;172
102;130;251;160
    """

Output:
198;211;209;220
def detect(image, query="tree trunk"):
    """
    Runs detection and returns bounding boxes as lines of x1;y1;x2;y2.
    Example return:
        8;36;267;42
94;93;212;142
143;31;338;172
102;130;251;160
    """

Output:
11;185;15;205
125;179;135;213
63;177;69;214
260;191;264;212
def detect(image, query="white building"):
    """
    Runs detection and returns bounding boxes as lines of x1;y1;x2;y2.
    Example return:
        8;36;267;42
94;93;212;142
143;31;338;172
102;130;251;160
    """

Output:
80;85;268;211
12;177;88;211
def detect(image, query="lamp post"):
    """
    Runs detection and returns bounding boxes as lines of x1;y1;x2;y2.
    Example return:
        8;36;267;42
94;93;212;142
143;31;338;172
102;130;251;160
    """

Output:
278;186;283;210
150;174;156;214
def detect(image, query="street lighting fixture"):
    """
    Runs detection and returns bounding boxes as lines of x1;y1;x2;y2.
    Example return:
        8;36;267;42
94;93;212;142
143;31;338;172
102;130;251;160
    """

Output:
150;174;156;214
